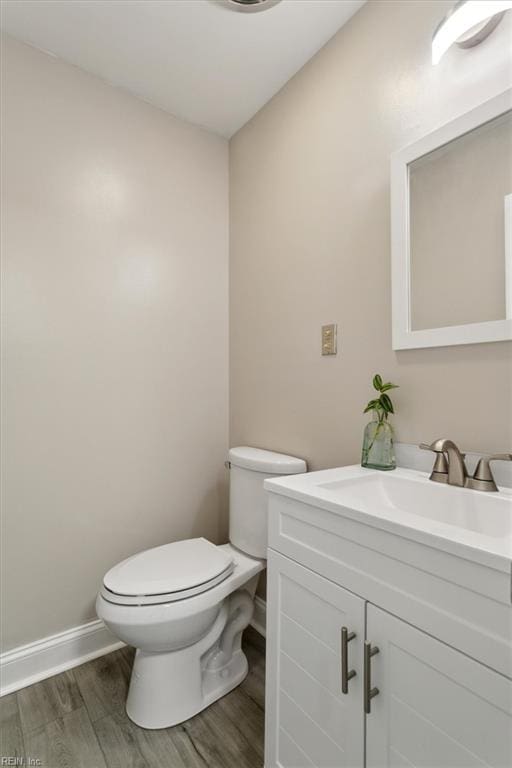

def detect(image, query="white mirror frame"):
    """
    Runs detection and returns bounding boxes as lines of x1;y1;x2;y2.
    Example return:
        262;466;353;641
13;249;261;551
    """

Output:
391;88;512;350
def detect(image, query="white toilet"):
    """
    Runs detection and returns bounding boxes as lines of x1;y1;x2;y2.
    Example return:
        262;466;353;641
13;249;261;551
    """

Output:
96;446;306;729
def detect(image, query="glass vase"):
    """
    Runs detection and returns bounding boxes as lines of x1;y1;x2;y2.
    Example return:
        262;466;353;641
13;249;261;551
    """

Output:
361;416;396;471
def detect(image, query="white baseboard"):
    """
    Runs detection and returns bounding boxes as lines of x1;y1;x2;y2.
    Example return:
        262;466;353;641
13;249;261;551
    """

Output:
250;596;266;638
2;598;267;696
0;619;124;696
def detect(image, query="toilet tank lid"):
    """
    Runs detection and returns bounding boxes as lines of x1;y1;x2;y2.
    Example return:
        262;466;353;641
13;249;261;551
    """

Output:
228;446;307;475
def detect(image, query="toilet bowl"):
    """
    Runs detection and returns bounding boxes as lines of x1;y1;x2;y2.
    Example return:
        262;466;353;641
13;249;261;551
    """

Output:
97;541;263;728
96;446;307;729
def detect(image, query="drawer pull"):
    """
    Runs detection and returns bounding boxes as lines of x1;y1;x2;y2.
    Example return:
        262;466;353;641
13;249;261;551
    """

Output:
364;641;380;714
341;627;356;694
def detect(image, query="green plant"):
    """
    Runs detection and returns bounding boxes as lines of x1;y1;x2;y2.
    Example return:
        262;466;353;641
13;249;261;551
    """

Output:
363;374;399;424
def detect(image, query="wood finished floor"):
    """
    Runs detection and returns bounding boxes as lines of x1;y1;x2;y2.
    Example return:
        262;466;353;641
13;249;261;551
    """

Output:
1;634;265;768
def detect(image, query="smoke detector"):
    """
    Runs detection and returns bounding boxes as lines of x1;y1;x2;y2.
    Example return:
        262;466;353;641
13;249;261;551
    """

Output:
222;0;282;13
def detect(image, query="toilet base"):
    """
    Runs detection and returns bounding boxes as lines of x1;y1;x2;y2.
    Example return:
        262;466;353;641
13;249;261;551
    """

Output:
126;646;249;729
125;589;255;729
202;646;249;709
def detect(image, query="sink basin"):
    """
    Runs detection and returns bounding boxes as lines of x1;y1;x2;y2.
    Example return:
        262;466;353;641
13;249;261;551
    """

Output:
319;473;511;538
265;466;512;570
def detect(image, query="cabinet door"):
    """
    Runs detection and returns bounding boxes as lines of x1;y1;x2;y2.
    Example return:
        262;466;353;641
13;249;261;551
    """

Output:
265;550;365;768
366;604;512;768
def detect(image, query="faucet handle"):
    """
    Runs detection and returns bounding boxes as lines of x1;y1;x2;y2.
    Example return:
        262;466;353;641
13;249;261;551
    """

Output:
420;440;445;453
419;442;449;480
421;441;466;458
420;439;465;456
469;454;512;492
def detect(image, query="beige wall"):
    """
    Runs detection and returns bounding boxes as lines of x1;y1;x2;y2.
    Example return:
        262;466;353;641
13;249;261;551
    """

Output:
1;36;229;650
3;1;512;649
230;0;512;475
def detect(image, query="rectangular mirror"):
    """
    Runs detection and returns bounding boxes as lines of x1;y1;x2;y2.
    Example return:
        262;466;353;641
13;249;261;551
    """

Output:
391;89;512;350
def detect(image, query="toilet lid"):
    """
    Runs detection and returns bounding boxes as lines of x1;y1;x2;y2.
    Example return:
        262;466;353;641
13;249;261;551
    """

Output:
103;538;234;598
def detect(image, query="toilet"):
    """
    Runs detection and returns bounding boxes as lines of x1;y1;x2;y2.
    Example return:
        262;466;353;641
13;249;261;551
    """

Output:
96;446;306;729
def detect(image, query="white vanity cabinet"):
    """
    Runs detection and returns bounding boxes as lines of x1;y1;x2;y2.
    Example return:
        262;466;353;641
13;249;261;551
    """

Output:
366;604;512;768
264;471;512;768
265;551;365;768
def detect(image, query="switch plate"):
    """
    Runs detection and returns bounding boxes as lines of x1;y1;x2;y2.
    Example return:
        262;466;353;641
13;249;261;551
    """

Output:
321;324;337;355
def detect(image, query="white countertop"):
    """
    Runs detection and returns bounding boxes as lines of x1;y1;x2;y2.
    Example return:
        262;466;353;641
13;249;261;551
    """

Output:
265;465;512;574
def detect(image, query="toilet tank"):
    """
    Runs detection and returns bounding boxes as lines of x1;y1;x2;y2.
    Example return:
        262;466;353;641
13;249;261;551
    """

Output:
228;447;307;559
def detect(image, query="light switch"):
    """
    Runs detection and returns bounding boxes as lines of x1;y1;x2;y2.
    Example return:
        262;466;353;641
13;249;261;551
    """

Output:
321;324;337;355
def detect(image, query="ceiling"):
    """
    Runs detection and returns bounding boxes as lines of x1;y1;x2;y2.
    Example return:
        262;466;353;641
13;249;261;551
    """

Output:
0;0;365;137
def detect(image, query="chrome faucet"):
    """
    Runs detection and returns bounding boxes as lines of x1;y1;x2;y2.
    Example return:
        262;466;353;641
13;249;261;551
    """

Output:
420;439;512;492
420;439;467;487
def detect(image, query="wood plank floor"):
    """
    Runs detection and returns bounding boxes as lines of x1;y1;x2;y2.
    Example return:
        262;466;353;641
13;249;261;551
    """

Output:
1;632;265;768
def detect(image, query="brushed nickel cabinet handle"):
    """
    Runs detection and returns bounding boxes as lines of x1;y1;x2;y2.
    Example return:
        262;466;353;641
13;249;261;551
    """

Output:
341;627;356;694
364;641;380;714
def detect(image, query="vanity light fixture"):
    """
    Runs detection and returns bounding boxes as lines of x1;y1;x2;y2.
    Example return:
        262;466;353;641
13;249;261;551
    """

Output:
432;0;512;64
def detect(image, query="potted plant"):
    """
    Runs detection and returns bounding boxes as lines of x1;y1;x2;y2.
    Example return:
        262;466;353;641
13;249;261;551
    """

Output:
361;374;399;471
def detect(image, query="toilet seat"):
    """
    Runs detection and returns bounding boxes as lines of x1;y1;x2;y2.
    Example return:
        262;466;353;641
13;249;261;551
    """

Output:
98;543;264;621
101;538;234;606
